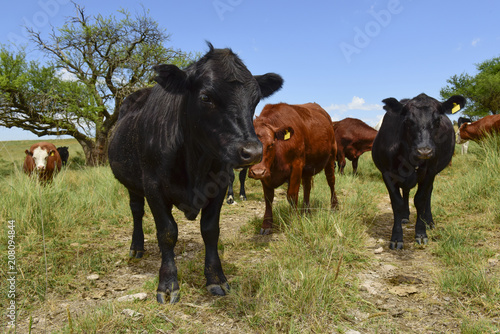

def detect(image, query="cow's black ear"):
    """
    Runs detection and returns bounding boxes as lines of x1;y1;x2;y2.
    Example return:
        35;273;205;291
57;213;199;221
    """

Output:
255;73;284;98
382;98;403;113
275;127;294;141
153;64;188;93
442;95;466;115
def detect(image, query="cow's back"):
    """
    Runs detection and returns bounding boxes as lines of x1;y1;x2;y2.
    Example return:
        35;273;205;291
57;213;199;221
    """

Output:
334;118;377;159
260;103;334;167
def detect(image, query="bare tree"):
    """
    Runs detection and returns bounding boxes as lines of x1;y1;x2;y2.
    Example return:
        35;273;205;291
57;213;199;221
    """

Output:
0;3;195;165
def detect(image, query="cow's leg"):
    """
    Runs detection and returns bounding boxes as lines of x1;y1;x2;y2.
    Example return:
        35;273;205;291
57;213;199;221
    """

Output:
382;173;406;250
414;176;435;245
286;163;303;207
352;157;359;175
238;167;248;201
402;188;410;224
302;174;312;214
144;191;179;304
226;169;236;204
261;184;275;235
324;156;338;209
128;190;145;259
200;191;230;297
338;153;346;175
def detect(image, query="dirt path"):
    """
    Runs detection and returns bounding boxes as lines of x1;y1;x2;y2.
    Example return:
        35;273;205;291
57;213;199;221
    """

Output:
15;192;490;333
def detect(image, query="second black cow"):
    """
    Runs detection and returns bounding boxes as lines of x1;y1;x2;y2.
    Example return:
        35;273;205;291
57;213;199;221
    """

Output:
372;93;466;249
108;43;283;303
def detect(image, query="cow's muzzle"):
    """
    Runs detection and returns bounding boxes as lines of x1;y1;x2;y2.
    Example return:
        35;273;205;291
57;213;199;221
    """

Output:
248;166;266;180
416;147;433;160
238;141;262;167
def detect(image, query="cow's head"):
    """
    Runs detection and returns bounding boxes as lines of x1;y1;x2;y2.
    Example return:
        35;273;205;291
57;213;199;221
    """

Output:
248;117;295;179
26;146;55;171
153;42;283;168
383;93;466;160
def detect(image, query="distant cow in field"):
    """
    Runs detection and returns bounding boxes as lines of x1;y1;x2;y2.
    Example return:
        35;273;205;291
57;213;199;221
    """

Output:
456;117;472;154
226;167;248;204
57;146;69;166
372;93;466;250
23;142;62;182
459;114;500;143
108;43;283;304
248;103;338;234
333;117;378;174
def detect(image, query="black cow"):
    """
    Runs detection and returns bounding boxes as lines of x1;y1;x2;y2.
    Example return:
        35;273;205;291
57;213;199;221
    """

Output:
372;93;466;250
108;43;283;304
57;146;69;166
226;167;248;204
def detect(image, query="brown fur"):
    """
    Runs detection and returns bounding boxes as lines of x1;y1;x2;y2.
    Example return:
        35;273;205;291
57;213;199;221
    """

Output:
459;114;500;141
333;117;378;174
248;103;338;233
23;142;62;182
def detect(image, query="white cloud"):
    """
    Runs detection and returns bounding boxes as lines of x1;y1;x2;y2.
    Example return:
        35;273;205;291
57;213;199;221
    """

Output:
326;96;383;113
471;38;480;47
56;68;78;82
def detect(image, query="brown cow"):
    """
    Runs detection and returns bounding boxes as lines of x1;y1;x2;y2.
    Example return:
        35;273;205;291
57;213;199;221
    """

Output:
23;142;62;182
333;117;378;175
248;103;338;234
459;114;500;141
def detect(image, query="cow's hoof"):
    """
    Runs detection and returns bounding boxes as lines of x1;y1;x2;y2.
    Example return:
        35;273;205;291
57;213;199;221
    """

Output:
207;282;230;296
129;250;145;259
389;241;404;250
240;195;247;201
260;228;272;235
156;290;180;304
415;235;428;245
401;219;410;224
226;196;234;205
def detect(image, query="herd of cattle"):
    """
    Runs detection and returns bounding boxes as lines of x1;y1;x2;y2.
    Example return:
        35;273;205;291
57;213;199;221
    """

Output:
21;44;500;304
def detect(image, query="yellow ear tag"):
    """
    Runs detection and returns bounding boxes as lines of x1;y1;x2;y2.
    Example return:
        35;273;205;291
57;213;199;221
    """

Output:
284;129;291;141
451;103;461;114
50;152;55;156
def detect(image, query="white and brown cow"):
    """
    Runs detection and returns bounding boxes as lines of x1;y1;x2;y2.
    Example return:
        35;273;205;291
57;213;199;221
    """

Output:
23;142;62;182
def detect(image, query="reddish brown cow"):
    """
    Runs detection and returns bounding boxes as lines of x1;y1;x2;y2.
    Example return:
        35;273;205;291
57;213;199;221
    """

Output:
333;117;378;175
248;103;338;234
459;114;500;141
23;142;62;182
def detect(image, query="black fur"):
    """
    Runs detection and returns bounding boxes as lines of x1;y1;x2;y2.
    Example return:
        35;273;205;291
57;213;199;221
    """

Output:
372;93;465;249
108;43;283;303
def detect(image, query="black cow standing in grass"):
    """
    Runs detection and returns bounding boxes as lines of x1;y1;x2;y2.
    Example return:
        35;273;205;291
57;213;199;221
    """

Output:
372;93;466;250
57;146;69;166
108;43;283;304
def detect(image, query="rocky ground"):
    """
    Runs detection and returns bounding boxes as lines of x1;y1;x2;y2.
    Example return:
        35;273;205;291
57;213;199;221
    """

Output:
14;192;499;333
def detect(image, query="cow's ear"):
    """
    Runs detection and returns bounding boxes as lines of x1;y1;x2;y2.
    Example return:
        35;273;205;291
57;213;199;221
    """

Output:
255;73;284;98
25;149;32;156
275;127;294;141
153;64;188;93
442;95;466;115
49;150;55;157
382;98;403;114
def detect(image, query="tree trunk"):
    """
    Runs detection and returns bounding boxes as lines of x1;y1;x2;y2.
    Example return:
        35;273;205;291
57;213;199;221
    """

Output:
77;131;109;166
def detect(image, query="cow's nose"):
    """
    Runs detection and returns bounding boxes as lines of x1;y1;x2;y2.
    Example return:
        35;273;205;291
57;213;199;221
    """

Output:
37;165;45;170
238;141;262;166
248;167;266;179
416;147;433;159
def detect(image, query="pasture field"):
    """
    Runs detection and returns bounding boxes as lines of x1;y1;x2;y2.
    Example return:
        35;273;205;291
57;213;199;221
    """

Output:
0;137;499;333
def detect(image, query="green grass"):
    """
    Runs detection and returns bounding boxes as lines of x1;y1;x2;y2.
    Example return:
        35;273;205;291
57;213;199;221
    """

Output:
0;135;499;333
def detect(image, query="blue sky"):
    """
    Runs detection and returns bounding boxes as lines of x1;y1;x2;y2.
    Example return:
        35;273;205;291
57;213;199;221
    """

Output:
1;0;499;141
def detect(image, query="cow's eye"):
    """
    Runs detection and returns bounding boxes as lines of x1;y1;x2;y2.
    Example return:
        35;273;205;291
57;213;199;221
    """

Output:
200;94;213;104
